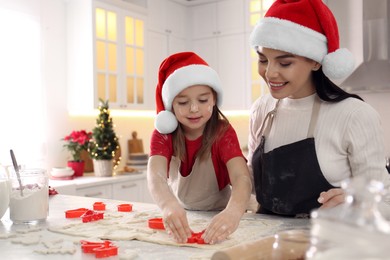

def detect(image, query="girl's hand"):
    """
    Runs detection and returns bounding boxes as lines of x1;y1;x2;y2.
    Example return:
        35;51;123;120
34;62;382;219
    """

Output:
318;188;345;209
202;208;241;244
162;204;192;243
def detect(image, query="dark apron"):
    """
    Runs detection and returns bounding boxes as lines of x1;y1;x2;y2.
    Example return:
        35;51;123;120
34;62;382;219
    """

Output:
252;96;334;216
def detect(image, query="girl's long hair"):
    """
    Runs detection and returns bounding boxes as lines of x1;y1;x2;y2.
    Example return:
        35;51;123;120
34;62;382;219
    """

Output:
313;67;363;102
172;91;229;161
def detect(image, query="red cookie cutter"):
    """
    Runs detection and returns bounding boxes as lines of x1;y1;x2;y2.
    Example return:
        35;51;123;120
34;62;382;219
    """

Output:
117;203;132;212
187;230;207;244
93;202;106;211
148;218;165;230
80;240;118;258
65;208;89;218
81;210;104;223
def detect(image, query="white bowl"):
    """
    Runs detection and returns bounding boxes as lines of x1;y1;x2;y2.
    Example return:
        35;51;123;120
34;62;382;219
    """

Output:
51;167;74;177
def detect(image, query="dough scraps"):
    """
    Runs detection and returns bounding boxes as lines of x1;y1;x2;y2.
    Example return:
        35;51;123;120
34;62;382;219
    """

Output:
48;209;282;250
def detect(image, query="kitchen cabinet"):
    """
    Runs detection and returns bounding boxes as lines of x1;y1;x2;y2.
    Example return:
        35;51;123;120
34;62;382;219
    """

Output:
66;0;149;114
76;184;112;198
147;0;189;98
191;0;250;110
191;0;245;40
49;172;154;203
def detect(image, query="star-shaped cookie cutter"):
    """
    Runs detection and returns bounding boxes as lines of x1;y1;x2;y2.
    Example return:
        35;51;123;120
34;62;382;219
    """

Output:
187;230;207;244
80;240;118;258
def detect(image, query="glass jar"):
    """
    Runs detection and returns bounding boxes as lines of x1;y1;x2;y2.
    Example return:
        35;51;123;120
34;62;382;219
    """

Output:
309;176;390;259
9;168;49;224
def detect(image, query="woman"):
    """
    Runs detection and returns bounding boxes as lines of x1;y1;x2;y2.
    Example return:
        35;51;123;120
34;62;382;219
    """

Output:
147;52;251;244
247;0;390;216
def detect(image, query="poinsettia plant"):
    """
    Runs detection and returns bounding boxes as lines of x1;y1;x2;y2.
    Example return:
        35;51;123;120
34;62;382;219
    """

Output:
62;130;92;161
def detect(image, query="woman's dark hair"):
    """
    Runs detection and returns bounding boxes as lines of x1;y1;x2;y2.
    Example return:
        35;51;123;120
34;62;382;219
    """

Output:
313;68;363;102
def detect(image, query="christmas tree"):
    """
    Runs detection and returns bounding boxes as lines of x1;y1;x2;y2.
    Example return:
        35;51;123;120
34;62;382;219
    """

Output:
88;99;119;160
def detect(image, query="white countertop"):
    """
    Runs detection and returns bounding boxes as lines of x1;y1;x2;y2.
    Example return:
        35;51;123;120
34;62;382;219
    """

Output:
0;194;309;259
49;172;146;189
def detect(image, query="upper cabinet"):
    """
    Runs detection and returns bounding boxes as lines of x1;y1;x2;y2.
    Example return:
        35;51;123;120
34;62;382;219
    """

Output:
192;0;245;39
66;0;148;114
191;0;250;110
147;0;189;100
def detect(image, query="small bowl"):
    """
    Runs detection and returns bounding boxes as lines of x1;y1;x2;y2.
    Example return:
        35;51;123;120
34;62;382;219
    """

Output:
51;167;74;177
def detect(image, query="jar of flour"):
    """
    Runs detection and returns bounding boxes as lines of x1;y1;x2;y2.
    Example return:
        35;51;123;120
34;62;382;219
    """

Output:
9;168;48;224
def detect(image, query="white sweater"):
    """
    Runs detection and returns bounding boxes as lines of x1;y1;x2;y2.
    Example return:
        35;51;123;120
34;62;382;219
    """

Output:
247;93;390;190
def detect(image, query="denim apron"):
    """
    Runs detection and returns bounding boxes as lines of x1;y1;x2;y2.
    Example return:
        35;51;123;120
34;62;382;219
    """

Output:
252;96;334;216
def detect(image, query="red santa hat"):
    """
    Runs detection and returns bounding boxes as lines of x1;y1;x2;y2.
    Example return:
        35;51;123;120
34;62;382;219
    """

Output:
250;0;354;79
155;52;222;134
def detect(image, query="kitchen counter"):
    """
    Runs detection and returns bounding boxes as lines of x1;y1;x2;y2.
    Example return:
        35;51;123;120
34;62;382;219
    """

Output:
0;195;309;259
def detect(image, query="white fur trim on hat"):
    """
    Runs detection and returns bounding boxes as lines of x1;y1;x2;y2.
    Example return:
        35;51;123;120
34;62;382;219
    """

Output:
250;17;328;63
155;110;178;134
322;48;355;79
162;64;222;111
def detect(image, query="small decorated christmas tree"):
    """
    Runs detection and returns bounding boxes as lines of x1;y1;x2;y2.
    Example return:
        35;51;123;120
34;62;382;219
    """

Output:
88;99;119;176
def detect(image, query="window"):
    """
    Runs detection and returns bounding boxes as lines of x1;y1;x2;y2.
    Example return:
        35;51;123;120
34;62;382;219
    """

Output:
249;0;273;102
0;7;46;168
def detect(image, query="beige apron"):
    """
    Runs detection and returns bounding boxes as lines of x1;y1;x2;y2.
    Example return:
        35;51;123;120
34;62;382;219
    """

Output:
168;155;231;211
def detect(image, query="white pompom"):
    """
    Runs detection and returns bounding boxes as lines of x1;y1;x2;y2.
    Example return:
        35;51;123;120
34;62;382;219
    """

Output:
322;48;355;79
154;110;178;134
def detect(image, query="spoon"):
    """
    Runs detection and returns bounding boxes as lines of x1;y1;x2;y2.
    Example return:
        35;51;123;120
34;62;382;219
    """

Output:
10;149;23;196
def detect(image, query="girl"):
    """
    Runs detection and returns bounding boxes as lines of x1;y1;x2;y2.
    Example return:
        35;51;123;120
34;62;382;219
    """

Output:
147;52;251;244
247;0;390;216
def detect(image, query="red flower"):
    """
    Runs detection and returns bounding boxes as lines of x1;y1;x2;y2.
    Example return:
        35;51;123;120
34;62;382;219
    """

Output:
62;130;92;161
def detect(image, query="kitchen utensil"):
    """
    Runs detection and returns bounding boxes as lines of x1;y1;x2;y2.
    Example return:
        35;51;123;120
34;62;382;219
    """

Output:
117;203;132;212
65;208;89;218
148;218;165;230
93;202;106;211
10;149;23;196
211;236;275;260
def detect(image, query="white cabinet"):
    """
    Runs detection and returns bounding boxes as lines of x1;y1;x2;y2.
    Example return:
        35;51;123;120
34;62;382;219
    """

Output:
112;179;141;202
147;0;189;100
49;173;153;203
76;184;113;198
191;0;245;39
191;0;249;110
66;0;148;113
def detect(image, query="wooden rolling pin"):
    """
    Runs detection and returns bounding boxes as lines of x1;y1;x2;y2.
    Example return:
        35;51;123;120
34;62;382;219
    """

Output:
211;236;275;260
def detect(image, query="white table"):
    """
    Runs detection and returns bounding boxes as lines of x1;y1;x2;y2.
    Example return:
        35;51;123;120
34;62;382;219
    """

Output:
0;194;309;259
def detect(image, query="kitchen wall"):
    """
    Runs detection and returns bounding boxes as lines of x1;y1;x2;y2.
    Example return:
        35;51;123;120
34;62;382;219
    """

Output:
13;0;390;170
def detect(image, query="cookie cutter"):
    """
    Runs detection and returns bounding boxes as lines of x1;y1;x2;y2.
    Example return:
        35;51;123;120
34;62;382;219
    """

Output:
81;210;104;223
148;218;165;230
80;240;118;258
187;230;206;244
65;208;89;218
93;202;106;211
117;203;132;212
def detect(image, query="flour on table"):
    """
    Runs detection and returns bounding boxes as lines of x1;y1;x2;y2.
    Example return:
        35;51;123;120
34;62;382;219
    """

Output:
0;232;16;239
11;234;41;245
119;249;139;260
34;241;77;255
15;226;42;234
48;208;282;251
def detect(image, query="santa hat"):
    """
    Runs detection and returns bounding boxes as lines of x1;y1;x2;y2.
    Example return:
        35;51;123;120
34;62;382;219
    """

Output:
250;0;354;79
154;52;222;134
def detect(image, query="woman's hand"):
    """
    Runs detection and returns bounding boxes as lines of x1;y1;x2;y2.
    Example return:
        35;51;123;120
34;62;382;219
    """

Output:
318;188;345;209
202;208;241;244
162;203;192;243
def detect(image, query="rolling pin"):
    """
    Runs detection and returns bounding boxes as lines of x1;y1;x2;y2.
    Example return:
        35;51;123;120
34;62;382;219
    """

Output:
211;236;275;260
